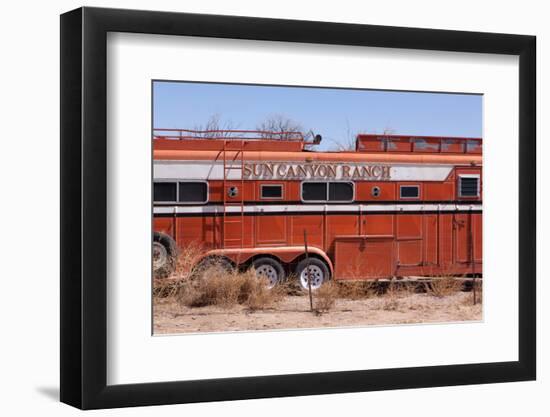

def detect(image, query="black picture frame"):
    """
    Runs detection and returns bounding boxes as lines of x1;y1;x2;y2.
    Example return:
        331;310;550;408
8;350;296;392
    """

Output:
60;6;536;410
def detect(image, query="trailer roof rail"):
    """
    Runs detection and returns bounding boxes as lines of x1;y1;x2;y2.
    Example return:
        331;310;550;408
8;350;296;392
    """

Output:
153;128;305;142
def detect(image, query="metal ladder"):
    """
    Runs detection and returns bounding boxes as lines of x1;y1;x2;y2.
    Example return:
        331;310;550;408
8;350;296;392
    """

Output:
221;139;245;249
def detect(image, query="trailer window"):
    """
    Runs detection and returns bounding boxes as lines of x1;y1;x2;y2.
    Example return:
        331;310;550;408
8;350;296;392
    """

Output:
459;176;479;197
302;182;327;201
154;182;177;202
178;182;208;203
400;185;419;199
261;184;283;199
329;182;354;201
302;182;354;202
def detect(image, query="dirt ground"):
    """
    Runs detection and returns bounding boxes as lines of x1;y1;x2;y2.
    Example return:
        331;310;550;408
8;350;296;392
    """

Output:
153;291;482;335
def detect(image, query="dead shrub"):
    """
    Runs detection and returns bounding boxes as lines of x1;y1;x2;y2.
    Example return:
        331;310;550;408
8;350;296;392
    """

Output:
177;266;241;308
275;273;304;296
242;269;286;310
336;280;379;300
385;280;414;297
153;279;187;298
246;282;281;310
381;281;401;311
379;280;415;311
314;281;339;312
424;276;463;298
153;241;207;298
174;241;206;277
176;266;282;310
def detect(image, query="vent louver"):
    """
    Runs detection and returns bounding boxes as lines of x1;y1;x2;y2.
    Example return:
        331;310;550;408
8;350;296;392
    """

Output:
459;177;479;197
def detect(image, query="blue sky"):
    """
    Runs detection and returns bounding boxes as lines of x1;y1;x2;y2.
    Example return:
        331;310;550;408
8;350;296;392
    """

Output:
153;81;482;150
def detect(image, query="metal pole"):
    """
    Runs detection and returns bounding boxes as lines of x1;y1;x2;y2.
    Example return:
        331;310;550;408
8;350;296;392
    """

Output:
304;230;313;312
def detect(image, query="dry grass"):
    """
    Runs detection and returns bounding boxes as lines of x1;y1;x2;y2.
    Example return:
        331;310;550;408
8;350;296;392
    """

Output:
176;266;284;310
153;241;206;298
154;244;297;310
275;273;305;296
154;245;481;322
153;279;187;299
245;275;287;311
336;280;379;300
174;241;206;276
176;265;240;308
381;281;411;311
382;298;399;311
315;280;417;313
334;260;388;300
154;291;482;334
313;281;339;312
424;276;464;298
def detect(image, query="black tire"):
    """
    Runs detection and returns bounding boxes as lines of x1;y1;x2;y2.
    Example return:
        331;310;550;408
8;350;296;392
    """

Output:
153;233;177;278
192;256;234;278
295;257;330;290
251;257;285;288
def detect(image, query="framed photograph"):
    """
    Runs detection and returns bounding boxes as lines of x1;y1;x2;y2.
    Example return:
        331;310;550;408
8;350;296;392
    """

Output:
60;6;536;409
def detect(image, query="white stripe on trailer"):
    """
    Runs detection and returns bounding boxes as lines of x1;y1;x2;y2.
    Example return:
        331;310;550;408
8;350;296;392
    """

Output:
154;161;455;182
153;203;482;215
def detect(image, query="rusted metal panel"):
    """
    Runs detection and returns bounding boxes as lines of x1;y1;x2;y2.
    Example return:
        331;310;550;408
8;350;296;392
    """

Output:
334;236;394;279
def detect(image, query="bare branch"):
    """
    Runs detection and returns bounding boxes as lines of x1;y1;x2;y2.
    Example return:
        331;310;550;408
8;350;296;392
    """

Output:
192;114;240;138
256;114;304;140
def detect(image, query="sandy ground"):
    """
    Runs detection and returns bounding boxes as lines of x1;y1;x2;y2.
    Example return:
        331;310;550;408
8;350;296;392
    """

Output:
153;291;482;335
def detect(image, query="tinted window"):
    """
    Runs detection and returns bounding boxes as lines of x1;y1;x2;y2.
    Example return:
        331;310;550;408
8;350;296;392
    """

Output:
400;185;419;198
459;177;479;197
261;185;283;199
329;182;354;201
154;182;177;202
302;182;327;201
179;182;208;203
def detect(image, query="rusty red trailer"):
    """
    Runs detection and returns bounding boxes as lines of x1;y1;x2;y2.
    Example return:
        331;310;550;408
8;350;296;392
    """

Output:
153;129;482;289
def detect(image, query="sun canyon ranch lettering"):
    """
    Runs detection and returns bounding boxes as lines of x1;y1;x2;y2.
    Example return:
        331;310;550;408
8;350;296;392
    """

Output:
243;162;392;180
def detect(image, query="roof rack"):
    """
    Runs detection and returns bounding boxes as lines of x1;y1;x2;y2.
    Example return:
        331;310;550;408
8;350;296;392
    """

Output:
356;134;482;155
153;128;305;142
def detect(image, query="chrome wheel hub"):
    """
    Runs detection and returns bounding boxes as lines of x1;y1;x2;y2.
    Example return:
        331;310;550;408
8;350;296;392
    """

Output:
300;264;324;290
255;265;279;288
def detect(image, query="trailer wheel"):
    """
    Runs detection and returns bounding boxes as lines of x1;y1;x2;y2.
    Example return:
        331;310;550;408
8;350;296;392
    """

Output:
193;256;234;277
295;258;330;290
252;257;285;288
153;234;177;278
